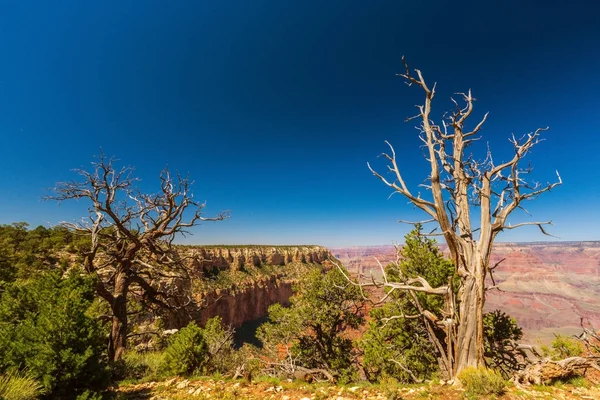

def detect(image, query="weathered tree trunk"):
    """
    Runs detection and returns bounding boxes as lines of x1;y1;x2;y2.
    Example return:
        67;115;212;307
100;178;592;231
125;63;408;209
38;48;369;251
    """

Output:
455;273;485;374
108;272;129;362
451;243;489;376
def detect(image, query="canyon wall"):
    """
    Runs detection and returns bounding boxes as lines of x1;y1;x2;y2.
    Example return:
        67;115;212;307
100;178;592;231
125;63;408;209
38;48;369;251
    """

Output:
170;246;334;329
332;242;600;342
183;245;332;274
485;242;600;341
193;277;294;328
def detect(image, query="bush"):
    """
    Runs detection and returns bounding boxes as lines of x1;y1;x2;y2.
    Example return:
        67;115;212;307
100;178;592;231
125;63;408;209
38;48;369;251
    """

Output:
162;322;208;376
458;366;506;398
72;391;103;400
542;334;584;360
483;310;524;376
123;317;237;381
361;227;453;383
361;302;438;383
0;271;110;398
564;376;590;388
202;316;237;374
0;370;45;400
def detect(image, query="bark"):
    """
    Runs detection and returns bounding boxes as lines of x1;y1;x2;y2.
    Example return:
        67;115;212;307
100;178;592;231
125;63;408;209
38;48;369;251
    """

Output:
455;274;485;373
107;272;130;363
452;242;489;374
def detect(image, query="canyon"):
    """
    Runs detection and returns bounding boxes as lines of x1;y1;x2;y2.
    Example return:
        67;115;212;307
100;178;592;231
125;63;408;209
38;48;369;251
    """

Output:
170;245;334;329
157;242;599;345
331;241;600;343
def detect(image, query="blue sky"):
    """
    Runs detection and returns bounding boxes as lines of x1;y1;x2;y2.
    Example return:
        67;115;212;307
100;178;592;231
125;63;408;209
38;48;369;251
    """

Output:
0;0;598;246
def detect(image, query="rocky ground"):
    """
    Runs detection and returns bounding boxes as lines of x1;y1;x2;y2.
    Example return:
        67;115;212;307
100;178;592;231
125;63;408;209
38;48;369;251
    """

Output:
116;377;600;399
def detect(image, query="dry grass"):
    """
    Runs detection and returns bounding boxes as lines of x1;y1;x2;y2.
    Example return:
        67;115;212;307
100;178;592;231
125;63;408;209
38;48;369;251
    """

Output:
0;370;46;400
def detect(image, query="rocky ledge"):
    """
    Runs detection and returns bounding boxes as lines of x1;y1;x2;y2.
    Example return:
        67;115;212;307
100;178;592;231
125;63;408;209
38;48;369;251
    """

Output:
182;245;332;274
162;245;336;329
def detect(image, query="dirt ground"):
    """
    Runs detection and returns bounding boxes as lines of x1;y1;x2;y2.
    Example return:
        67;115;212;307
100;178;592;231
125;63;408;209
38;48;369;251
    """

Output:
116;376;600;399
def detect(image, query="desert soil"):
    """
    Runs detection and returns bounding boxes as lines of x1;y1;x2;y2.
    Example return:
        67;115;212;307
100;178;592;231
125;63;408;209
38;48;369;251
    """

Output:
116;377;600;399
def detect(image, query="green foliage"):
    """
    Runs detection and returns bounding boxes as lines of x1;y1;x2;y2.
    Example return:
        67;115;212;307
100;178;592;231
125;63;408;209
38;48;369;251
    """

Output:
202;316;237;374
392;227;456;309
382;386;403;400
542;334;584;360
258;267;365;383
361;302;437;383
72;391;103;400
0;370;46;400
0;271;110;399
483;310;523;376
363;226;525;382
563;376;590;388
162;322;209;376
122;317;239;381
0;223;79;287
361;226;452;383
193;259;322;295
458;366;506;398
258;302;303;350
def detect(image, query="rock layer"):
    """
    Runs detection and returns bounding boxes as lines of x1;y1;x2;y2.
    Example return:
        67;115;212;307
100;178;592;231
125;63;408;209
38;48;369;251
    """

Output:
185;246;332;274
332;242;600;342
194;276;294;328
172;246;334;329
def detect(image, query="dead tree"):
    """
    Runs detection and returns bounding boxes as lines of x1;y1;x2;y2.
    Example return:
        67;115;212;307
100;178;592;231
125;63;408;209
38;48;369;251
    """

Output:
367;59;561;377
48;154;227;362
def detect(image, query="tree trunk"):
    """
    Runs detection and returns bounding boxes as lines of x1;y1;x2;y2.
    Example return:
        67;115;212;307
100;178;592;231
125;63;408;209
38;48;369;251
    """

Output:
108;272;129;362
455;272;485;375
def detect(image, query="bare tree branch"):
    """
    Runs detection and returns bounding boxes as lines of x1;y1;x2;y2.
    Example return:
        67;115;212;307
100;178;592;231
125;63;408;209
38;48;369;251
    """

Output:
46;154;228;361
364;58;561;376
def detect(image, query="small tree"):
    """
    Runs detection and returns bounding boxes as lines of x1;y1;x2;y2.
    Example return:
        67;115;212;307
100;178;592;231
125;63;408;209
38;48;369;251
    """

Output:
483;310;523;377
48;154;227;362
361;302;438;383
258;267;365;382
202;316;236;374
542;334;584;360
361;226;453;383
366;59;560;376
162;321;208;376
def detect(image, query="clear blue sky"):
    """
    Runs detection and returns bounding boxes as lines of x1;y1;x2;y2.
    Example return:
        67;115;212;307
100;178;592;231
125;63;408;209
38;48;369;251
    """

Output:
0;0;598;246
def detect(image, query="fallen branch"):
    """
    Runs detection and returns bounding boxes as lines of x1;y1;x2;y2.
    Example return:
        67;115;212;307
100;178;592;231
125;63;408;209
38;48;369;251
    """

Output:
514;356;600;385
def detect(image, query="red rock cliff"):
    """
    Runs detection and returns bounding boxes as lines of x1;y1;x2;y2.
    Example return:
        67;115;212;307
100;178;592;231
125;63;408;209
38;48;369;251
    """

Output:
170;246;335;328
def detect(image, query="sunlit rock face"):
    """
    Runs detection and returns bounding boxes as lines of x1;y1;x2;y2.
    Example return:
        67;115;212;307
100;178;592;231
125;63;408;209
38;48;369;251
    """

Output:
332;242;600;342
187;246;331;273
484;242;600;341
158;246;335;329
194;277;294;328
